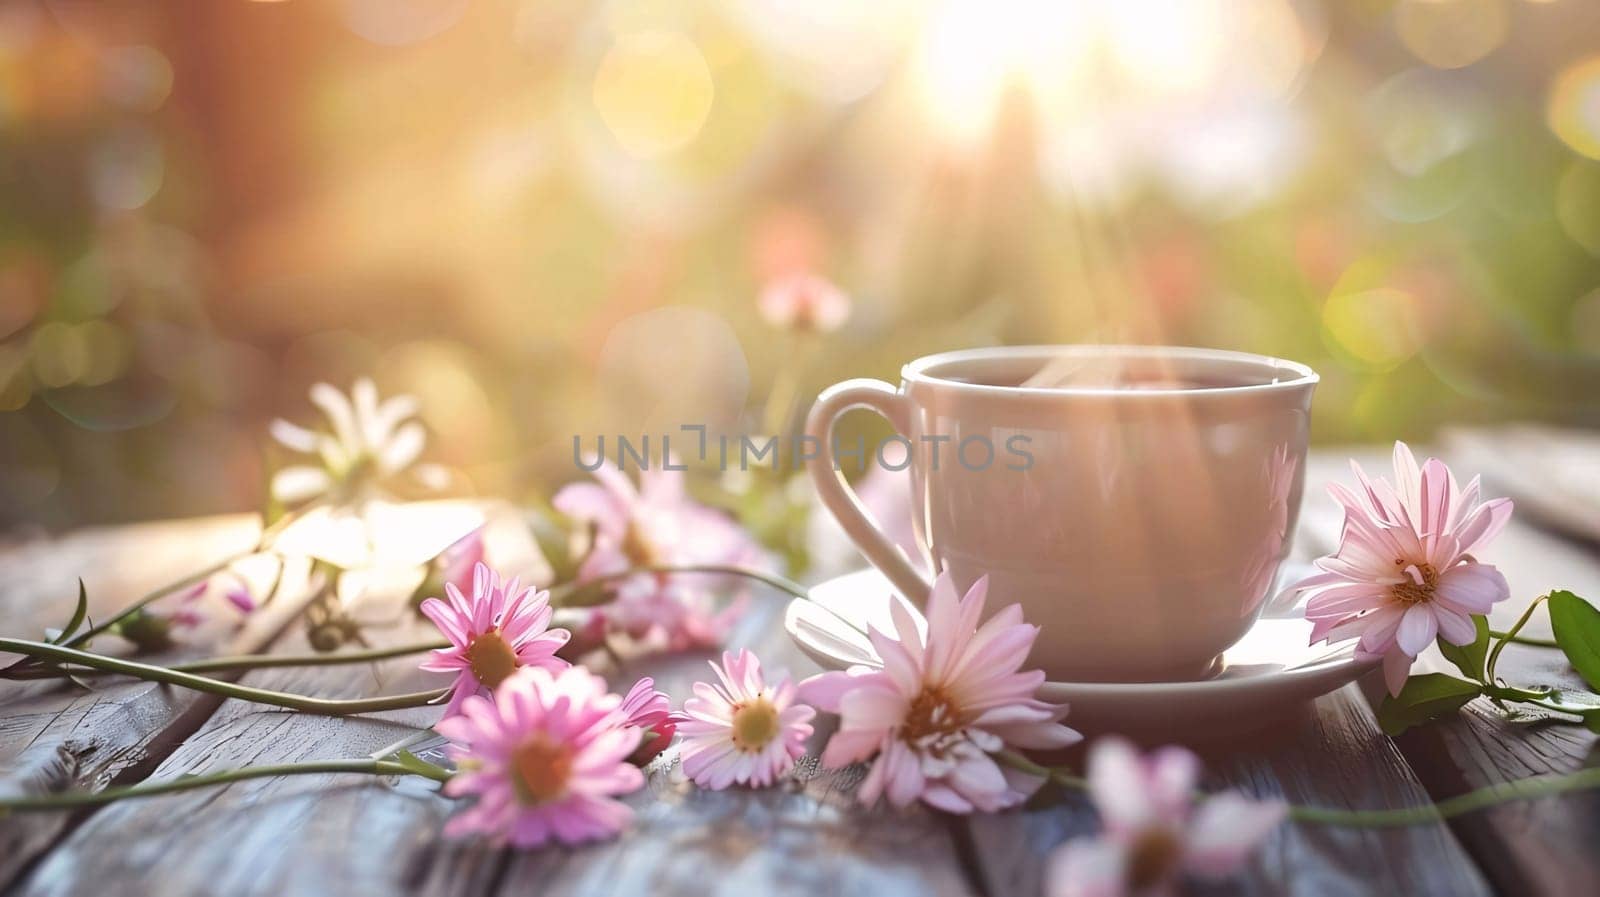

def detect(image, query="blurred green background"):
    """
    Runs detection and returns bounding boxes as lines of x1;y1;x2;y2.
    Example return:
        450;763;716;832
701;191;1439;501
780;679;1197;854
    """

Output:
2;0;1599;530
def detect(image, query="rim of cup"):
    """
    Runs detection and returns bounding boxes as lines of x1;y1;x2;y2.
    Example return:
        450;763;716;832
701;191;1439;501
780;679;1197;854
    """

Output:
902;344;1319;399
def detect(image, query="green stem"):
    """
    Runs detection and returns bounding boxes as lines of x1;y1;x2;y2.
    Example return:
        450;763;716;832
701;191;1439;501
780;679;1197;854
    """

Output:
63;551;255;650
6;641;451;679
1487;630;1559;649
554;563;810;603
168;640;450;674
7;565;808;683
1287;768;1600;827
59;506;310;651
0;639;445;716
0;758;449;813
1487;594;1547;684
997;752;1600;829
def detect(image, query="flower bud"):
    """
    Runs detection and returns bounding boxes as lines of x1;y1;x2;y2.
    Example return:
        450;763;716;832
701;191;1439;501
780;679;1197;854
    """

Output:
112;610;173;653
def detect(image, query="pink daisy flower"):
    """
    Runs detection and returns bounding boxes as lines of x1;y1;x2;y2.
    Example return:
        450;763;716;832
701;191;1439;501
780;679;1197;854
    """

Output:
800;571;1082;813
419;562;572;718
619;677;676;765
1291;442;1514;695
553;459;769;651
677;649;815;789
1047;738;1285;897
437;666;644;847
757;271;851;333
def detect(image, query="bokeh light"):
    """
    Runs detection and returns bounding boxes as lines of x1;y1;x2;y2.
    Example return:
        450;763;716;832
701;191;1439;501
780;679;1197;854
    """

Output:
342;0;467;46
1548;54;1600;160
1323;284;1426;371
1556;161;1600;255
1395;0;1510;70
2;0;1599;527
592;30;715;158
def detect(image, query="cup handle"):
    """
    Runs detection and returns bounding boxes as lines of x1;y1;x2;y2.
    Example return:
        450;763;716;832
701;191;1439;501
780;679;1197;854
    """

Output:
805;379;934;603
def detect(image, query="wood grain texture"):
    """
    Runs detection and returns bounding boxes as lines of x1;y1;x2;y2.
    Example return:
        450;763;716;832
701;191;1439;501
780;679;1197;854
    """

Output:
8;573;454;897
0;516;313;888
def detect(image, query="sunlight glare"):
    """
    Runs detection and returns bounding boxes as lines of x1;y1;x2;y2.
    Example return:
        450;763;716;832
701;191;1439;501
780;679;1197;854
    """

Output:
912;0;1090;149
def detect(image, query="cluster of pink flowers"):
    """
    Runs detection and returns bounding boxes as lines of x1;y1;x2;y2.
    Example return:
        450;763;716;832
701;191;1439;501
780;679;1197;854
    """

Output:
418;563;1103;849
1290;442;1513;694
420;565;1284;890
553;460;770;652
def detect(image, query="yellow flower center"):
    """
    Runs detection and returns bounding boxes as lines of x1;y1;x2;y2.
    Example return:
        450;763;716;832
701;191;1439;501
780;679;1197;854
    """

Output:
730;698;781;752
1390;562;1439;606
621;520;664;568
465;630;519;689
902;686;963;743
512;736;573;804
1126;827;1183;891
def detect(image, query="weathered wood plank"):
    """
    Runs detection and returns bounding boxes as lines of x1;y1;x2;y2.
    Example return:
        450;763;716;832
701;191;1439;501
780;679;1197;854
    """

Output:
7;565;457;897
0;516;316;888
958;468;1494;897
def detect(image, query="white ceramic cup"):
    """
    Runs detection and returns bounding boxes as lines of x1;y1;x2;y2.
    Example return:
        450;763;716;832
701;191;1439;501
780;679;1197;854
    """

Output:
805;345;1318;682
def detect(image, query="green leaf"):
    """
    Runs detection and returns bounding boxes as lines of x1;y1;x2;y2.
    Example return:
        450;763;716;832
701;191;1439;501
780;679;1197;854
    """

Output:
388;750;452;782
527;506;581;586
1585;710;1600;734
1377;673;1483;736
1437;615;1491;682
1550;591;1600;692
49;580;90;646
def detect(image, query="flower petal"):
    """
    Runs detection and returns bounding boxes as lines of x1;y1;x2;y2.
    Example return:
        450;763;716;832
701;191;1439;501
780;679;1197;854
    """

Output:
1432;563;1509;615
1182;793;1286;877
271;466;332;504
1086;737;1155;832
1045;837;1130;897
1395;604;1439;657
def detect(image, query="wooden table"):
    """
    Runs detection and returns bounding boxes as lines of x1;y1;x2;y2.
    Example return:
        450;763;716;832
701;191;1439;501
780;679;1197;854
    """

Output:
2;449;1597;897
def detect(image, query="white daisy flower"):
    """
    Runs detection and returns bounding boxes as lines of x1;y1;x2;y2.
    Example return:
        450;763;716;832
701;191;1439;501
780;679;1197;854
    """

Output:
269;378;447;505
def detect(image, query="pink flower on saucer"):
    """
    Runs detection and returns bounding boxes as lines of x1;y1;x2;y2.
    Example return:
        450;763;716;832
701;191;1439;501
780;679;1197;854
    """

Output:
419;563;571;718
438;666;644;846
1047;738;1285;897
757;272;851;333
800;571;1081;813
677;649;815;789
553;459;769;651
1290;442;1513;695
619;676;676;765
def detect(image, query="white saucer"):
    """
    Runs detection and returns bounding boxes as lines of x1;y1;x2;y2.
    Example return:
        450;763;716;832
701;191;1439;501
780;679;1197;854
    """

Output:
784;568;1378;733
